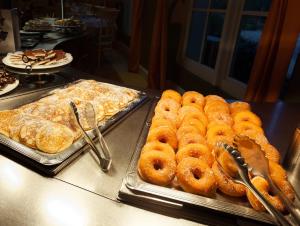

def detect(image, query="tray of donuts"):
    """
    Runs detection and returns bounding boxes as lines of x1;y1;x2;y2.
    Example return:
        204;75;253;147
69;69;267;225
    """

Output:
123;90;297;224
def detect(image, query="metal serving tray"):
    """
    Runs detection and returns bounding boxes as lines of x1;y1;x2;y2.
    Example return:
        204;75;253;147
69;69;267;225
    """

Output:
119;98;298;225
0;81;148;166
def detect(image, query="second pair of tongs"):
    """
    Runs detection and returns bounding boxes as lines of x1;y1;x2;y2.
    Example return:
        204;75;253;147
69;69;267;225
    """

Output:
216;142;291;226
233;137;300;225
70;102;112;172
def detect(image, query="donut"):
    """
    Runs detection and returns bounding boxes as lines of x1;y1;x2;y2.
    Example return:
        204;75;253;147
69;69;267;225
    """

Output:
138;151;176;186
181;117;206;136
207;112;233;127
176;125;200;141
178;132;206;148
182;91;205;108
269;161;295;201
147;126;178;149
212;161;246;197
179;112;208;129
205;95;226;105
246;176;285;212
206;124;234;148
177;105;203;127
176;143;214;166
233;121;264;135
141;141;175;159
204;100;230;114
161;89;181;103
229;101;251;116
261;144;281;163
154;111;178;127
176;157;217;196
155;98;180;115
233;111;262;127
150;116;176;132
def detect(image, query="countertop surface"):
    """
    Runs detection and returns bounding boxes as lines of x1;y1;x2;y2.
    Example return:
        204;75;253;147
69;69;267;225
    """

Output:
0;72;299;226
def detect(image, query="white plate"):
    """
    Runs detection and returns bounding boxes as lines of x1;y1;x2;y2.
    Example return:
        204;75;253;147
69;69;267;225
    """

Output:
2;52;73;70
0;79;19;95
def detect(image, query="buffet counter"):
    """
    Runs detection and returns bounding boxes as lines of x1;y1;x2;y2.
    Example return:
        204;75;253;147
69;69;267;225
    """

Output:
0;73;299;226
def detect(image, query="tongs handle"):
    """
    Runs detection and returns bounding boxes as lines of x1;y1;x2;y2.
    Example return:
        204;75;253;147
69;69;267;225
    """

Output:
222;144;292;226
94;125;111;162
70;102;110;172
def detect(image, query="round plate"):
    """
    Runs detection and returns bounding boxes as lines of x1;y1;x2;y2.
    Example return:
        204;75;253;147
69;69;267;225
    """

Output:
2;52;73;70
0;79;19;95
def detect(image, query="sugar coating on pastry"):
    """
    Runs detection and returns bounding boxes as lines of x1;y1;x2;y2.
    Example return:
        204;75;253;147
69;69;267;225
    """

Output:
36;123;74;153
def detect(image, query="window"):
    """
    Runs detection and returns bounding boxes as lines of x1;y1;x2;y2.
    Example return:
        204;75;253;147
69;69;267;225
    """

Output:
181;0;272;98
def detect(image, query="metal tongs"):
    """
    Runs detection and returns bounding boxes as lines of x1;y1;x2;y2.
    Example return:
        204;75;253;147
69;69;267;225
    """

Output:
70;101;112;172
233;136;300;225
216;142;292;226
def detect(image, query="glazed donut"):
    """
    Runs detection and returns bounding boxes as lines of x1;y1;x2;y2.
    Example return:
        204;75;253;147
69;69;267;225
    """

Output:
138;151;176;186
141;141;175;159
178;132;206;148
154;111;178;127
176;125;200;141
233;111;262;127
229;101;251;116
176;157;217;196
147;126;178;149
205;95;226;105
269;161;295;201
176;143;214;166
182;91;205;108
179;112;208;128
181;117;206;136
206;124;234;148
212;161;246;197
161;89;182;104
204;100;230;114
261;144;281;163
233;121;264;135
177;105;203;127
155;98;180;115
150;116;176;132
207;112;233;127
246;176;285;212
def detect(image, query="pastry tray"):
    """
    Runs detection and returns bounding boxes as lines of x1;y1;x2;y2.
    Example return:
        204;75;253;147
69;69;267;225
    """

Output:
118;98;297;225
0;81;149;167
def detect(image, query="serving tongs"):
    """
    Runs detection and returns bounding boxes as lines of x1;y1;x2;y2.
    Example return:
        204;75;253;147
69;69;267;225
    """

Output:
70;102;112;172
215;142;291;226
233;136;300;225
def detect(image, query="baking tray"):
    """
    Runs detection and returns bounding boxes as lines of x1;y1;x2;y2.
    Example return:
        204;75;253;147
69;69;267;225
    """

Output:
0;81;149;166
119;98;298;225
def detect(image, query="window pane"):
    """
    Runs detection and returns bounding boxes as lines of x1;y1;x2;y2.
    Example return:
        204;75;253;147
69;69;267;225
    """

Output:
185;12;207;62
211;0;228;9
193;0;209;8
229;16;266;83
244;0;272;12
201;13;225;68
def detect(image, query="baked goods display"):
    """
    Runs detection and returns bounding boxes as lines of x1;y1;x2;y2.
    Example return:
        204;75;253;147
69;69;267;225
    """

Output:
137;90;295;212
0;80;139;154
54;18;82;27
2;49;72;69
0;70;16;89
23;19;52;31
